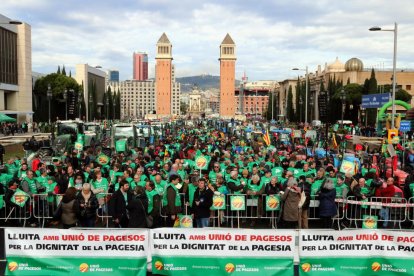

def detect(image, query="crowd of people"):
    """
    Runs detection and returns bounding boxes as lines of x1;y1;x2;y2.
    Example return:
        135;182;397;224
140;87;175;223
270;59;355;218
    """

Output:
0;120;413;230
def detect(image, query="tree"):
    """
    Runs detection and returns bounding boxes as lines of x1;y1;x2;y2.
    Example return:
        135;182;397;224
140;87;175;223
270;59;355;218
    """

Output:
180;101;188;115
62;65;66;76
367;68;378;125
57;65;61;74
287;85;295;122
332;83;363;123
107;86;114;119
396;89;412;103
33;73;81;122
295;77;301;122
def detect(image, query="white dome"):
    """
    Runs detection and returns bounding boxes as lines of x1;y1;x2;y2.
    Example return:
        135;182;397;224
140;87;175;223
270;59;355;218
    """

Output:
327;57;345;73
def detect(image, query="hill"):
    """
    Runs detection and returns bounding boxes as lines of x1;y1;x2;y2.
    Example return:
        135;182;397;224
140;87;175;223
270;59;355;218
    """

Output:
177;74;240;92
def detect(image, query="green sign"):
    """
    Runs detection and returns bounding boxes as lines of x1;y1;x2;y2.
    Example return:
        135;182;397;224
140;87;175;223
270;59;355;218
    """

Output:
10;189;29;207
265;195;281;211
362;215;378;229
211;195;226;210
230;195;245;211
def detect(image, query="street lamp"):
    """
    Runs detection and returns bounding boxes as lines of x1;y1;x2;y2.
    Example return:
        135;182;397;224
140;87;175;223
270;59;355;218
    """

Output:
309;94;314;121
113;100;116;120
369;22;398;129
89;93;93;122
63;88;68;120
47;84;52;124
340;88;346;128
106;97;109;119
299;97;303;122
271;91;274;121
293;66;309;123
78;91;82;119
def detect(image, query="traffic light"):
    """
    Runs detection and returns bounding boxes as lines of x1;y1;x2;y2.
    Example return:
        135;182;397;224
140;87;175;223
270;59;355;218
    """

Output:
388;129;398;144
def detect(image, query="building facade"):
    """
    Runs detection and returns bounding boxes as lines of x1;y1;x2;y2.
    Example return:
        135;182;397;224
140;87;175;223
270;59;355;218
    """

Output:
279;57;414;122
108;79;180;119
109;34;180;119
75;64;106;121
235;80;278;117
133;52;148;81
107;70;119;82
0;14;32;122
219;34;236;119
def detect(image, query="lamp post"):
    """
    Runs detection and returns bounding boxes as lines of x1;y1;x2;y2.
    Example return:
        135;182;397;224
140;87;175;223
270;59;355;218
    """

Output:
293;66;309;123
47;84;52;124
299;97;303;122
89;93;93;122
309;94;314;121
369;22;398;129
340;88;346;128
106;97;109;119
271;91;274;121
63;88;68;120
78;91;82;119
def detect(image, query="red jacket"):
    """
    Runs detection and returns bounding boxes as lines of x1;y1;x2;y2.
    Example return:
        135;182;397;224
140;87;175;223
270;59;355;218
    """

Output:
375;184;396;203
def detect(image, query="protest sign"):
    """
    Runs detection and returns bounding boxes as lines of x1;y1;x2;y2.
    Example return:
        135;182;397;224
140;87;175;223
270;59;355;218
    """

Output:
4;228;148;276
299;230;414;275
151;228;295;276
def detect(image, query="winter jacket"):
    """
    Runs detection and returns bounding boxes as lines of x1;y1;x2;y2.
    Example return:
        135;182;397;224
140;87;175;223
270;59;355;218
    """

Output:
192;187;214;219
127;194;148;228
281;187;300;222
318;187;337;217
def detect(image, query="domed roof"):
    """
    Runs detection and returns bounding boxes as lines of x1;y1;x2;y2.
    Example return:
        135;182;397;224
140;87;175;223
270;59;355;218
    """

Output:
345;57;364;71
327;57;345;72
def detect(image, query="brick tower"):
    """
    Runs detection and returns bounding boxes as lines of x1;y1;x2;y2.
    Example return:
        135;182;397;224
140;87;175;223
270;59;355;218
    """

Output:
155;33;172;116
219;33;236;119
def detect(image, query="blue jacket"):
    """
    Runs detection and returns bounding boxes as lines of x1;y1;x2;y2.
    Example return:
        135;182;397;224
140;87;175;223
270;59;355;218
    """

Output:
319;188;337;217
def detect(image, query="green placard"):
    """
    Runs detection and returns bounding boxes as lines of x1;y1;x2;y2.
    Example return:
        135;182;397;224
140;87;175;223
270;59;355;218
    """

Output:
178;215;193;228
10;189;29;207
211;195;226;210
230;195;245;211
362;215;378;229
266;195;281;211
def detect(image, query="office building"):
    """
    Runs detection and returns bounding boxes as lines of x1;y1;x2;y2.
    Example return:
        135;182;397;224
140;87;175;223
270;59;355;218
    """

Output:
133;52;148;81
107;70;119;82
0;14;32;122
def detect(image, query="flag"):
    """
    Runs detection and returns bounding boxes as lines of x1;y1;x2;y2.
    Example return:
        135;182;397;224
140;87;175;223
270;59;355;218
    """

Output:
332;134;338;149
263;131;271;146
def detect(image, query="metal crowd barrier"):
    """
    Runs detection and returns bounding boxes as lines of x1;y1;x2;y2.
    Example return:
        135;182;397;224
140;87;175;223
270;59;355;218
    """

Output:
344;196;407;229
307;196;346;229
32;193;61;228
96;193;112;228
0;194;31;227
223;194;280;229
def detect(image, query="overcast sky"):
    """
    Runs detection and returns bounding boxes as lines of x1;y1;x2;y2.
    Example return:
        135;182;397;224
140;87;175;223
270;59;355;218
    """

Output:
2;0;414;81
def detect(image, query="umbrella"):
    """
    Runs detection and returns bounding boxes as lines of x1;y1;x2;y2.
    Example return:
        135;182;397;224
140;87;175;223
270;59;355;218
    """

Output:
0;113;16;122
